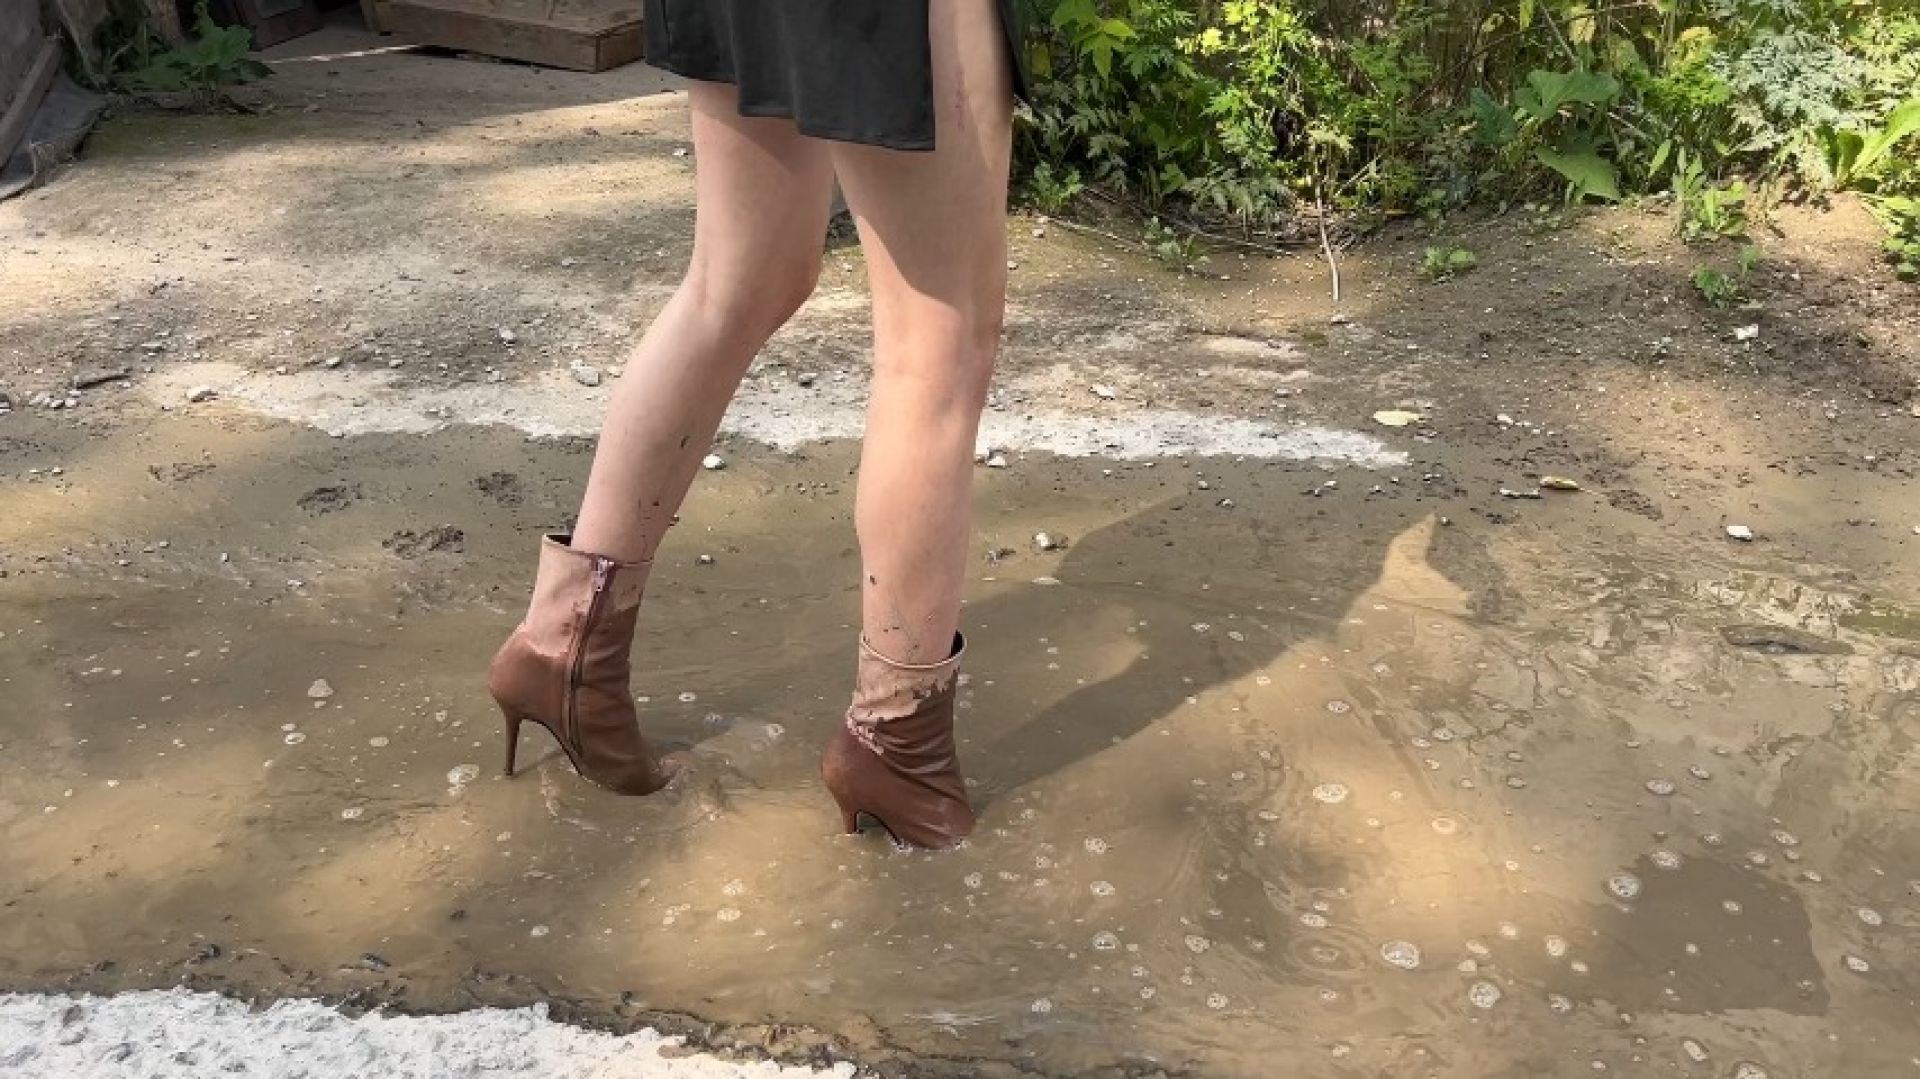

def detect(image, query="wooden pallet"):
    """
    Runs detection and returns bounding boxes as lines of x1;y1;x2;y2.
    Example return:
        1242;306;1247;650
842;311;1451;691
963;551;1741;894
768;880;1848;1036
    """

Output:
379;0;642;72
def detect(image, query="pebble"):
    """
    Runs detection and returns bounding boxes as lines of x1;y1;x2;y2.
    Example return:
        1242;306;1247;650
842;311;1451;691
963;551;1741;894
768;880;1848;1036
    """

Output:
498;328;517;344
1091;384;1117;400
1726;524;1755;541
1034;532;1065;552
702;454;726;470
570;364;603;387
186;386;217;403
984;453;1010;469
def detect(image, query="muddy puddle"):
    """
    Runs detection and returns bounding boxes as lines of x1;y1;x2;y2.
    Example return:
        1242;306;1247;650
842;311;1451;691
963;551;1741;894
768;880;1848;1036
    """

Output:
2;413;1917;1077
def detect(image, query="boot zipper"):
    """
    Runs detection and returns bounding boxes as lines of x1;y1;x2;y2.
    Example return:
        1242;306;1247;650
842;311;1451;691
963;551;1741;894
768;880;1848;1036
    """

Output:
566;557;614;759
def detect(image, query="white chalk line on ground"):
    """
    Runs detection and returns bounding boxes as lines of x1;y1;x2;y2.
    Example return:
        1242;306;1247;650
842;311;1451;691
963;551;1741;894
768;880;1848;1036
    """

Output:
147;361;1409;469
0;989;852;1078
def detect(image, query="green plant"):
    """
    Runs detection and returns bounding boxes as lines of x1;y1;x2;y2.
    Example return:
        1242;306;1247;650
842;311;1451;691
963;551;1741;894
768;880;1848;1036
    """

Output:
1421;244;1477;279
1018;0;1919;249
94;1;270;94
1675;152;1750;239
1024;161;1086;214
1822;98;1920;191
1867;196;1920;281
1144;215;1200;264
1691;244;1762;305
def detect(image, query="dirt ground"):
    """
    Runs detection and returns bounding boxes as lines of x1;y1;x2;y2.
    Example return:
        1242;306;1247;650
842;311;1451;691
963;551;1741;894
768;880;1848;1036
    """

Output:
2;18;1918;1079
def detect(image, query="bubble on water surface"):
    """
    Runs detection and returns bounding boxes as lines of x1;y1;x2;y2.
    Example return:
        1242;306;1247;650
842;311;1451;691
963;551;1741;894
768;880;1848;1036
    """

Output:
1083;837;1109;854
1688;764;1711;780
1651;849;1683;870
1206;993;1228;1010
1497;922;1521;940
1681;1039;1708;1062
1607;873;1642;900
1843;955;1870;973
1733;1064;1769;1079
368;737;388;748
1325;699;1351;715
1857;907;1884;927
1545;935;1569;959
1090;880;1114;897
283;732;307;746
1184;935;1211;954
1645;779;1675;796
1380;941;1421;969
1092;932;1120;952
339;807;363;821
1468;981;1502;1009
1431;816;1460;835
1030;998;1053;1015
1299;913;1329;929
1547;994;1573;1014
1311;783;1349;804
1769;829;1798;847
1722;900;1743;915
529;925;549;938
716;908;741;923
963;873;983;889
447;764;479;785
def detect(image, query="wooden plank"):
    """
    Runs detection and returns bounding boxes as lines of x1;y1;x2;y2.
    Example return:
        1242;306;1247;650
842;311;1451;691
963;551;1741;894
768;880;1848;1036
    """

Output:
0;38;60;166
381;0;641;71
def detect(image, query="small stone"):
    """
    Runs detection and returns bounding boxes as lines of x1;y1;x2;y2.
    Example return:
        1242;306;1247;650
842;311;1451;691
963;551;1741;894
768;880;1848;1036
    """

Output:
185;386;217;403
702;454;726;471
1034;532;1066;552
1726;524;1755;541
984;453;1010;469
570;364;603;387
1092;384;1117;400
796;372;817;387
696;554;715;566
498;328;517;344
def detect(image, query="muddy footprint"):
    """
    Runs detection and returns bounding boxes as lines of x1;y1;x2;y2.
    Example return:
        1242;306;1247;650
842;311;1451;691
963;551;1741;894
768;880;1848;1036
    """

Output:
298;484;363;515
383;526;465;558
474;471;525;506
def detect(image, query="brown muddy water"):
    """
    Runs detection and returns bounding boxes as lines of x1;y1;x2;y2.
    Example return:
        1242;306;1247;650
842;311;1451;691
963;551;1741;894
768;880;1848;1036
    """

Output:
2;413;1917;1078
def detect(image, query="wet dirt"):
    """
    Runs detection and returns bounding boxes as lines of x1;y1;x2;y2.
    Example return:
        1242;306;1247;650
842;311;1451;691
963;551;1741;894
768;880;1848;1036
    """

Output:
3;410;1917;1077
4;16;1920;1079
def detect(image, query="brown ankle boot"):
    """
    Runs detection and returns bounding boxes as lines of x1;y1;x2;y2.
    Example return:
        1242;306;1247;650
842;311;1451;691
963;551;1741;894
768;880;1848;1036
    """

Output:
821;634;973;849
488;534;677;795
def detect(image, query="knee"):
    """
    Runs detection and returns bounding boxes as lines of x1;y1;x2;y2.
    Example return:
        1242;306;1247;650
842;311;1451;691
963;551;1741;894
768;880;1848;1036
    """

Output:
683;254;822;344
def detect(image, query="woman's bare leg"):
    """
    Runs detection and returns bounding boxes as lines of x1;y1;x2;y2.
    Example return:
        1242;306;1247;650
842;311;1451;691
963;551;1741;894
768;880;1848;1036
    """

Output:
570;83;836;563
829;0;1014;664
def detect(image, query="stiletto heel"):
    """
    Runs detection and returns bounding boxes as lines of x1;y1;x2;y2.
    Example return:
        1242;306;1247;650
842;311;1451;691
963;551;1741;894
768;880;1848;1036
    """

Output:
502;709;524;777
835;799;862;835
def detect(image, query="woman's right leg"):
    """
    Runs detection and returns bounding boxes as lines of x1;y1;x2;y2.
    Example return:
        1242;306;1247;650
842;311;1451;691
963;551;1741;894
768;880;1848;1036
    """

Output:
491;83;833;794
571;83;837;562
